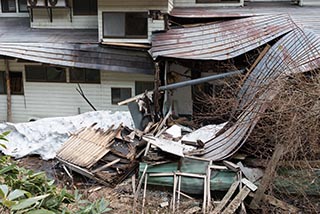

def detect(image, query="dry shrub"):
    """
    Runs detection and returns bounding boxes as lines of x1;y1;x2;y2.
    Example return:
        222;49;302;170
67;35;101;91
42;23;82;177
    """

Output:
194;69;320;212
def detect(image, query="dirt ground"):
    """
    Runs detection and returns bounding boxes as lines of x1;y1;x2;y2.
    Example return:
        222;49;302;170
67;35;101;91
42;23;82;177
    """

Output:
16;156;204;214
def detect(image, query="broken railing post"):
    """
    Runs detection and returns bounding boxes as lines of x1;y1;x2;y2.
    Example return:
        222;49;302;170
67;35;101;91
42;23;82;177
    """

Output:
5;58;12;122
250;143;285;209
153;62;161;121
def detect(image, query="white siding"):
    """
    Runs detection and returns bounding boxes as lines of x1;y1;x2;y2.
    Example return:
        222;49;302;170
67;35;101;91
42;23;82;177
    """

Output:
30;0;98;29
300;0;320;6
0;60;153;122
173;0;244;7
98;0;167;43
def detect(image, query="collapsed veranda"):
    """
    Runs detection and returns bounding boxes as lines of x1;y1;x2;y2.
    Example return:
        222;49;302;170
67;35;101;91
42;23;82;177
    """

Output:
1;0;320;213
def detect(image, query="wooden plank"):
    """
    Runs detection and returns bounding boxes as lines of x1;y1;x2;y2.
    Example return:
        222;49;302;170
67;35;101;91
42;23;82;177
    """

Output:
212;181;240;214
241;178;258;192
250;144;285;209
4;59;12;122
92;158;121;173
264;194;299;213
223;186;251;214
223;160;240;172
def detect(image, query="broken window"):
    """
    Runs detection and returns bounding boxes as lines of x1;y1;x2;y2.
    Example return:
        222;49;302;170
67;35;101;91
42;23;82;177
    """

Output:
0;71;24;95
103;12;148;38
135;81;154;95
25;65;66;82
196;0;240;3
1;0;16;12
73;0;97;16
70;68;100;83
111;88;131;105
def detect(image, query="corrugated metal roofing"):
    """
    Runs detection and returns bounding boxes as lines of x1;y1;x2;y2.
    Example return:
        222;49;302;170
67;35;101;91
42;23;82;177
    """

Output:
202;29;320;161
170;2;320;35
0;43;154;74
150;14;295;60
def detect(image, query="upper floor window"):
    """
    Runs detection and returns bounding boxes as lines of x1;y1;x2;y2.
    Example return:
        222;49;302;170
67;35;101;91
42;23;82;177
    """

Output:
73;0;97;16
1;0;27;13
196;0;240;3
1;0;16;12
70;68;100;83
103;12;148;38
25;65;66;82
0;71;24;95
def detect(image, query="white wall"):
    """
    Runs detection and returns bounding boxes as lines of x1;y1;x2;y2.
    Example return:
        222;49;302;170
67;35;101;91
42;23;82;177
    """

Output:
98;0;167;43
30;0;98;29
0;60;153;122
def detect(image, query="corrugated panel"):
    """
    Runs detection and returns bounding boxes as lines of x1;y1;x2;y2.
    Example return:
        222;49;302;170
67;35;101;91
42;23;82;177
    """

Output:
0;43;154;74
57;125;120;168
202;29;320;161
150;14;295;60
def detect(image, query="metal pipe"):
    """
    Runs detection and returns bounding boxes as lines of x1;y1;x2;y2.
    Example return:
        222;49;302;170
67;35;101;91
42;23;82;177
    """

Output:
159;69;245;91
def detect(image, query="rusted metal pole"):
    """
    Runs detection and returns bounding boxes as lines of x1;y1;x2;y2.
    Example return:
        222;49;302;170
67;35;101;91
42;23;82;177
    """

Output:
4;59;12;122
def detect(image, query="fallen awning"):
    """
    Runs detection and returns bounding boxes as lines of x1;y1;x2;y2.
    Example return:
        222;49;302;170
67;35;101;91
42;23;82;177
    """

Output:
202;29;320;161
150;14;295;60
0;43;154;74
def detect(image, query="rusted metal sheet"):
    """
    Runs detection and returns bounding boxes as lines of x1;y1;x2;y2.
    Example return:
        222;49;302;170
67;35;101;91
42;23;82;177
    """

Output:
202;29;320;161
150;14;295;60
0;43;154;74
170;2;320;36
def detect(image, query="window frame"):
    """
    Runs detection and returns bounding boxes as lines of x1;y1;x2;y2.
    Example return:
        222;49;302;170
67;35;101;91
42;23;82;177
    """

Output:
69;68;101;84
25;65;66;83
102;11;148;39
18;0;28;13
135;81;154;95
72;0;97;16
196;0;240;3
111;87;132;105
0;71;24;95
1;0;17;13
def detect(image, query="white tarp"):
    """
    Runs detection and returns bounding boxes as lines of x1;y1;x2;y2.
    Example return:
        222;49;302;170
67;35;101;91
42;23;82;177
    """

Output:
0;111;133;160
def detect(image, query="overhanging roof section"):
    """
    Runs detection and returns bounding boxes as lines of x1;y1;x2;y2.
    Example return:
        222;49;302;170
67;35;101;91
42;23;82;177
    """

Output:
0;43;154;74
150;14;295;60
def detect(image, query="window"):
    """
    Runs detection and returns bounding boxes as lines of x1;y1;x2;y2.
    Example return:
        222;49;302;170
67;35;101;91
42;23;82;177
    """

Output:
135;81;154;95
73;0;97;16
18;0;27;12
0;71;24;95
25;65;66;82
196;0;240;3
1;0;16;12
70;68;100;83
111;88;131;104
103;12;148;38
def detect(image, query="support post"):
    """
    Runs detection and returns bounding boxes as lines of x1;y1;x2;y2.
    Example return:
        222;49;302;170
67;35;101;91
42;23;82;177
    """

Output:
4;59;12;122
154;62;161;121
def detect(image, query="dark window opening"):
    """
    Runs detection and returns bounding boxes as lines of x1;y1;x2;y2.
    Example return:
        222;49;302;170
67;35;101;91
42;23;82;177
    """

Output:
1;0;16;12
70;68;100;83
73;0;97;16
25;65;66;82
103;12;148;38
0;71;24;95
18;0;27;12
111;88;131;105
135;81;154;95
